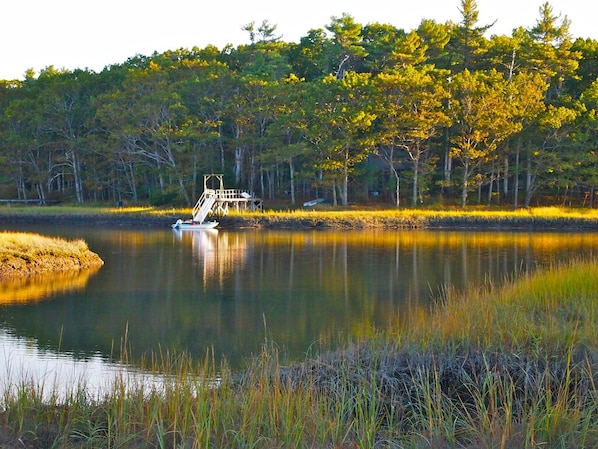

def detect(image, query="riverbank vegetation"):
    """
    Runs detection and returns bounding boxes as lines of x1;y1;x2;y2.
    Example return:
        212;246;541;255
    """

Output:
222;205;598;229
0;257;596;448
2;204;598;230
2;2;598;210
0;232;104;277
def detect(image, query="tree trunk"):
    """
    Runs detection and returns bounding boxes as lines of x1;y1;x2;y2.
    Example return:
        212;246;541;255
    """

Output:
289;158;296;206
234;146;243;185
332;179;338;206
177;175;190;205
412;158;419;207
16;165;27;200
503;154;509;198
260;170;265;199
523;148;535;208
389;167;400;208
461;160;469;207
341;164;349;207
513;140;520;208
487;160;495;206
442;128;452;198
36;183;46;204
71;150;84;203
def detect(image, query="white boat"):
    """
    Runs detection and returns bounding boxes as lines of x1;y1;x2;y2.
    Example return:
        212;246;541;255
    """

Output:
171;219;219;230
303;198;327;207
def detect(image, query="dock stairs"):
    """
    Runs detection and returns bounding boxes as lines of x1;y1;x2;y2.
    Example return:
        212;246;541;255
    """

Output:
191;174;263;222
192;189;217;222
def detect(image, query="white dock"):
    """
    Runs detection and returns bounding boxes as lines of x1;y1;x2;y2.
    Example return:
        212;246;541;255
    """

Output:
192;174;262;222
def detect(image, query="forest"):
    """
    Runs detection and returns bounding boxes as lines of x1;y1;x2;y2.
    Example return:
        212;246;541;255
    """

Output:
1;0;597;208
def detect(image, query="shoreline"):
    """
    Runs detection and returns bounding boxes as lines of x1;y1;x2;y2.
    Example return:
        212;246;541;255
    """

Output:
2;208;598;231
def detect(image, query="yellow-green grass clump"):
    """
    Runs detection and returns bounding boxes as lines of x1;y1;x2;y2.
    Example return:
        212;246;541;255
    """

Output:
405;257;598;351
0;232;103;278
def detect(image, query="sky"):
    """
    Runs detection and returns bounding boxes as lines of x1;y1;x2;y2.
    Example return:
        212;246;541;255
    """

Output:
1;0;596;81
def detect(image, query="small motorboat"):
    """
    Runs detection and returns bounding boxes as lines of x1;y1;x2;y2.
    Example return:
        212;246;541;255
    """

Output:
171;219;219;230
303;198;328;207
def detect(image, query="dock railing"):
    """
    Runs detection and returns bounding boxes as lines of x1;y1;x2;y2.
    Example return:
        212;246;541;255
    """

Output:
213;189;256;200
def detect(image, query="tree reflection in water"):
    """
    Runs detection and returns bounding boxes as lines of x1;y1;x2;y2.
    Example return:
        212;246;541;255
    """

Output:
1;228;597;375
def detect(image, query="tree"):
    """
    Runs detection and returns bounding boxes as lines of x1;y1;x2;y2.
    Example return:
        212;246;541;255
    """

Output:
374;66;450;206
243;20;281;44
417;19;452;69
521;104;578;207
573;78;598;206
362;24;422;73
447;0;493;72
524;2;580;101
263;75;310;205
449;69;522;206
568;38;598;98
287;29;333;81
35;70;99;203
304;72;376;206
501;71;548;207
326;14;368;79
175;59;233;199
95;62;195;204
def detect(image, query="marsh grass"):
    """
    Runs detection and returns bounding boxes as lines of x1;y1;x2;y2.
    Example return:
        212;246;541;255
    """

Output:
0;232;104;277
2;204;598;230
1;259;597;447
214;205;598;231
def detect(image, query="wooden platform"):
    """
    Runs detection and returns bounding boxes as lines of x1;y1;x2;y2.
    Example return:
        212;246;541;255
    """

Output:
211;189;263;215
193;175;262;221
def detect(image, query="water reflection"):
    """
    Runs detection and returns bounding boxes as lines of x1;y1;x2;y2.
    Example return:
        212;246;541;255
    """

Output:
1;228;597;377
0;267;102;305
172;229;251;288
0;327;194;401
0;328;132;400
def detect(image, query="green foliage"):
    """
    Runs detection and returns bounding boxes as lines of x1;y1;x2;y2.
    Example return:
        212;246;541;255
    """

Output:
0;5;597;209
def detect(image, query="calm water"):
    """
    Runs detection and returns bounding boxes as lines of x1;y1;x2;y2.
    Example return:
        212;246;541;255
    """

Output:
1;226;597;392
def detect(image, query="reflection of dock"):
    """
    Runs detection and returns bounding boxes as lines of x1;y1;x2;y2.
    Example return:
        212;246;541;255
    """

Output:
176;231;250;286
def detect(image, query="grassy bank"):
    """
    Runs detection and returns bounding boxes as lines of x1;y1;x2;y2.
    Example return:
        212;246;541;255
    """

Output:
224;206;598;230
0;232;104;277
1;258;596;448
1;204;598;229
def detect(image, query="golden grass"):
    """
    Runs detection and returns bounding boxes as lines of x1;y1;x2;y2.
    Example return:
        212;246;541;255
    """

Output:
2;204;598;230
223;205;598;229
400;256;598;353
0;232;104;278
3;204;598;218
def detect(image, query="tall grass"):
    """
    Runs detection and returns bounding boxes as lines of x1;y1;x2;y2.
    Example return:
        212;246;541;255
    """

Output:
0;232;104;277
0;258;597;447
221;205;598;230
3;204;598;230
